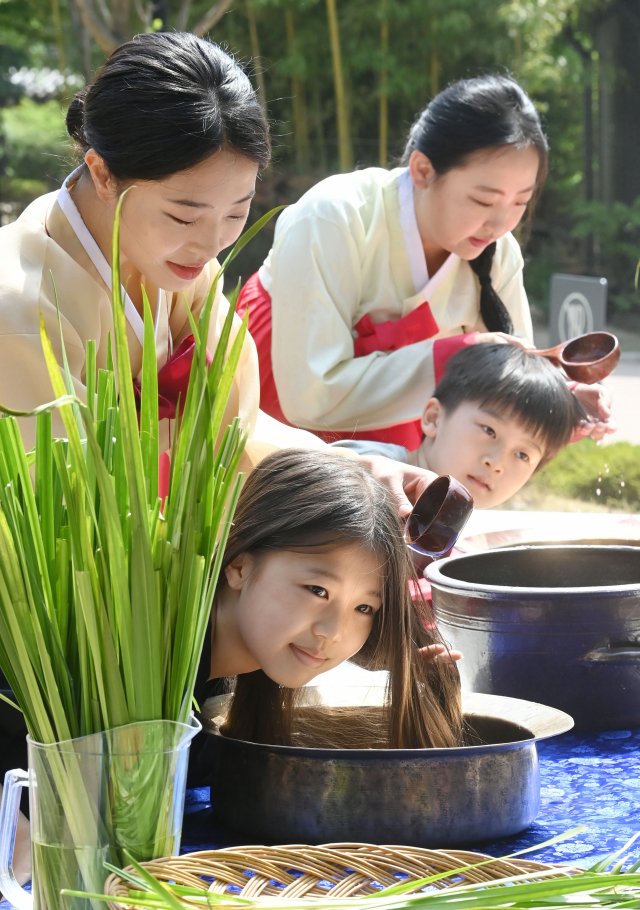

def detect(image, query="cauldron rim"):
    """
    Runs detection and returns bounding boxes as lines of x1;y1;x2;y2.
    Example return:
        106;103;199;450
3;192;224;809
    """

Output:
427;544;640;597
207;692;573;757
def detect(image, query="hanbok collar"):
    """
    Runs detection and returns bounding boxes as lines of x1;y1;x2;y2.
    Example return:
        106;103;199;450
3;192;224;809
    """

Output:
397;167;459;299
57;168;162;349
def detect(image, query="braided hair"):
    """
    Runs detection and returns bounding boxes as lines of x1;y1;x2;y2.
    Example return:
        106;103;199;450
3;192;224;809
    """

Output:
402;76;548;334
469;242;514;334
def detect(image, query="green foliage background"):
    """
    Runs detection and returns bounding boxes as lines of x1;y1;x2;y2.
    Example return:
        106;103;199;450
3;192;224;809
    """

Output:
0;0;638;329
529;438;640;510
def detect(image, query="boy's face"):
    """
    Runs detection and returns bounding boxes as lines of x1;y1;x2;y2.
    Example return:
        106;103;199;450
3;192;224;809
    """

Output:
420;399;545;508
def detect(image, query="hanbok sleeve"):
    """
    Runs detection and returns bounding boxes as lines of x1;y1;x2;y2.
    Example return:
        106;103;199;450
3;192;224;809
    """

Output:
0;218;98;452
269;212;440;434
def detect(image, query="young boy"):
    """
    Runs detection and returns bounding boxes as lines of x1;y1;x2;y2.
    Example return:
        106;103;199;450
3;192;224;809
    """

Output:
334;344;586;509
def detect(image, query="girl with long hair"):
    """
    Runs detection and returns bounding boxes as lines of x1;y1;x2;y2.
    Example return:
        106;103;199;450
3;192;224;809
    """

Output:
237;75;614;449
191;447;462;763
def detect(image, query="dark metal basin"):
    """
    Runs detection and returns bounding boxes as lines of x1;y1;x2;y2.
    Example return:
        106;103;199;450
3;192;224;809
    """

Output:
427;545;640;731
206;690;572;847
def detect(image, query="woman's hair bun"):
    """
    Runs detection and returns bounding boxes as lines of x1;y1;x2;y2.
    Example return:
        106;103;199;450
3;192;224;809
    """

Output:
62;33;270;182
66;89;89;149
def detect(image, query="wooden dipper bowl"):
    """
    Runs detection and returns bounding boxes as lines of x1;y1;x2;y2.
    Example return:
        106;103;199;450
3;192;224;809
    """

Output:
536;331;620;383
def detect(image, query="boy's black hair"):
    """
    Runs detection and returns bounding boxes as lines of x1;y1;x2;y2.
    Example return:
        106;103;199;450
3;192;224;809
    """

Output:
433;344;586;466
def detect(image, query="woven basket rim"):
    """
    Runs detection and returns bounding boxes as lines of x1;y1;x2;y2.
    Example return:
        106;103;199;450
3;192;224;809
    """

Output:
104;842;579;906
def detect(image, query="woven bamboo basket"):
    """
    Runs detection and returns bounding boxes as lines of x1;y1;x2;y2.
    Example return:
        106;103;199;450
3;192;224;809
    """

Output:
104;843;578;906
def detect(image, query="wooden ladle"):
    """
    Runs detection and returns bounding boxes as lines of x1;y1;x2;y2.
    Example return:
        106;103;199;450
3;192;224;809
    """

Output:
536;331;620;384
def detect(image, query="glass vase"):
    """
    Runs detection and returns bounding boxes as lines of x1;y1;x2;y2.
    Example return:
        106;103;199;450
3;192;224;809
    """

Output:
0;716;201;910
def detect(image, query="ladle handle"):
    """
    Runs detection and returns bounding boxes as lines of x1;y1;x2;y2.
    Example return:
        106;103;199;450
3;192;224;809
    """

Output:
534;343;565;359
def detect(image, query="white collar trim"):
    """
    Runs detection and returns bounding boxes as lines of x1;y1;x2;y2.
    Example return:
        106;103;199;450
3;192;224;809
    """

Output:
397;167;459;299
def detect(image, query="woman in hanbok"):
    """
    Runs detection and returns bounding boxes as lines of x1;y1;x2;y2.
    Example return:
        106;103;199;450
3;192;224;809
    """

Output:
0;34;445;852
0;30;432;507
237;75;614;448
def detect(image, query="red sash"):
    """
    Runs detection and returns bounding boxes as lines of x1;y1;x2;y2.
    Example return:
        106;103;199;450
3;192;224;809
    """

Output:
236;272;447;449
133;334;213;422
352;301;438;357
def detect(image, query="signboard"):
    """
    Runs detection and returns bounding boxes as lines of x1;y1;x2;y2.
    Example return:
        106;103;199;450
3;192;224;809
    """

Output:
549;274;608;347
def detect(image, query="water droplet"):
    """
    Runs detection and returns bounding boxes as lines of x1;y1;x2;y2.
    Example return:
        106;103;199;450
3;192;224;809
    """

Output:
596;488;601;496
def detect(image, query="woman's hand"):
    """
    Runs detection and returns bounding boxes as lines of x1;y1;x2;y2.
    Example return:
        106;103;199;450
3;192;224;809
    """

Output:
571;383;617;443
349;454;438;518
418;643;463;663
474;332;535;350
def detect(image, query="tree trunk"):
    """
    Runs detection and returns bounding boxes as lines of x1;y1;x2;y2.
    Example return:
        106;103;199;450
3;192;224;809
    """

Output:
597;15;614;206
109;0;130;44
71;0;119;54
246;1;266;111
192;0;234;38
379;0;388;167
429;17;438;98
583;51;594;270
176;0;192;31
69;0;93;82
596;0;640;207
564;24;599;270
51;0;67;71
311;81;327;171
325;0;352;172
285;9;310;172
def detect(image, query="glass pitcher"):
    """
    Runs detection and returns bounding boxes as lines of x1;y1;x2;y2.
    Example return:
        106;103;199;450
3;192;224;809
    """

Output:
0;717;201;910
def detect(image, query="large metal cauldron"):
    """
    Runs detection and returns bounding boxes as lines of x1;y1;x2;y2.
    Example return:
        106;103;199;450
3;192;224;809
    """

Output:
206;690;571;847
427;545;640;731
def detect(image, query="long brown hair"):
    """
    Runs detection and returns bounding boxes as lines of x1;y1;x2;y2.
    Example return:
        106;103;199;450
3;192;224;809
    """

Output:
218;449;462;749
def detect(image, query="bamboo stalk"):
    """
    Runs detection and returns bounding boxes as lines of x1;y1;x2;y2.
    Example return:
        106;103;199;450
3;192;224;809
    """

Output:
51;0;67;72
325;0;352;172
246;1;266;112
285;9;310;172
430;18;439;98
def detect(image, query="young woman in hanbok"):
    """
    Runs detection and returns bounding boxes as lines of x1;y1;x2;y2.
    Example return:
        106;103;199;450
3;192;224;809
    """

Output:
0;34;447;865
237;75;614;449
0;30;435;511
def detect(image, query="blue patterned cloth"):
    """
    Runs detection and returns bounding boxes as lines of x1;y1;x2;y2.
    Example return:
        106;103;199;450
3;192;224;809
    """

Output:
3;728;640;910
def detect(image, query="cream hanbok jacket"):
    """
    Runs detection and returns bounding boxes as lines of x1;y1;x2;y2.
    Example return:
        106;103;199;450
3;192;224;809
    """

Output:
0;190;319;462
259;167;534;433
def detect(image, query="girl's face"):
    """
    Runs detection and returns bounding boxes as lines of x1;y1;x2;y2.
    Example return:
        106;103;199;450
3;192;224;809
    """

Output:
90;148;259;291
410;145;540;260
220;544;383;688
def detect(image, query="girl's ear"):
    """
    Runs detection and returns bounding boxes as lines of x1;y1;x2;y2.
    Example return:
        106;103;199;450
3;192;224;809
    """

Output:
84;149;118;203
409;150;437;189
224;553;252;591
421;398;442;438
